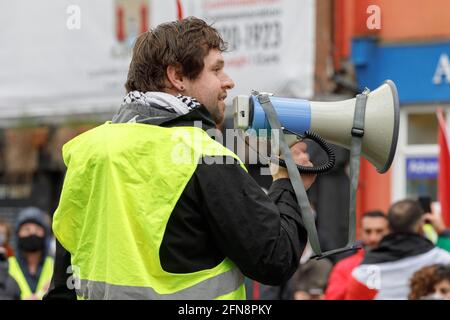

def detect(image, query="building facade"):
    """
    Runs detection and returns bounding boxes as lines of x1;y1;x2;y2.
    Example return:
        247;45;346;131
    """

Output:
335;0;450;218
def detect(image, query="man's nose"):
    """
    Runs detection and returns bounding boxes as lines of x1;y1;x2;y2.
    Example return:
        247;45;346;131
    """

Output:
223;73;235;90
368;235;379;244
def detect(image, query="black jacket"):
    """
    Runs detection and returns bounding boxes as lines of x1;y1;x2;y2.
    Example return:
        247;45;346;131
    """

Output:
45;102;308;300
0;255;21;300
361;233;436;265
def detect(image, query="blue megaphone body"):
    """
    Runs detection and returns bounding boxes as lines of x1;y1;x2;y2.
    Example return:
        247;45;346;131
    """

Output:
249;95;312;134
233;80;400;174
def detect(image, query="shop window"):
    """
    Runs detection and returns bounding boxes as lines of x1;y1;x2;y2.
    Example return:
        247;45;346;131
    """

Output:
406;157;438;201
407;113;438;145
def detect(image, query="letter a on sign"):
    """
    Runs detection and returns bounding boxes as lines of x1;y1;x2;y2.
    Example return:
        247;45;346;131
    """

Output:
366;5;381;30
67;5;81;30
433;53;450;84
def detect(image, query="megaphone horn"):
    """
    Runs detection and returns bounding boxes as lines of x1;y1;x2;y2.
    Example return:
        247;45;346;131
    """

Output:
233;80;400;173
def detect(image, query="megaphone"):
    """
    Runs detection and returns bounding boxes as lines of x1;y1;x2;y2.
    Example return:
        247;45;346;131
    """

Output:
233;80;400;173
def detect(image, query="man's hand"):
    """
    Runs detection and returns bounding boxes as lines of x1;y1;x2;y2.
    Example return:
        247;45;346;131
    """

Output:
270;141;317;190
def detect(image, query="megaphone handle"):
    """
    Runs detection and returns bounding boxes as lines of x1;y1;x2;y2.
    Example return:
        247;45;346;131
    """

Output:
256;93;323;256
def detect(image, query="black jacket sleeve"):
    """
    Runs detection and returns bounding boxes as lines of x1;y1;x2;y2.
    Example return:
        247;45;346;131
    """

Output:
43;239;76;300
195;157;308;285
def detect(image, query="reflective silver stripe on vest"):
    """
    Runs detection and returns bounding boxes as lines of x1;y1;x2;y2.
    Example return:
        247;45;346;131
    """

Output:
75;267;244;300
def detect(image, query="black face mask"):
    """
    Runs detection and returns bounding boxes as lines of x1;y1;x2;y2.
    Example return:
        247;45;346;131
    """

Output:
18;235;45;253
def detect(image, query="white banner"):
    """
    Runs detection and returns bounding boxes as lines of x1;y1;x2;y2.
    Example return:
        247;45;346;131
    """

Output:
0;0;148;119
0;0;315;120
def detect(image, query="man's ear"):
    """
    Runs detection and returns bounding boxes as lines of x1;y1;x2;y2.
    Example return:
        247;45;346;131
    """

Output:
166;64;185;92
416;218;426;235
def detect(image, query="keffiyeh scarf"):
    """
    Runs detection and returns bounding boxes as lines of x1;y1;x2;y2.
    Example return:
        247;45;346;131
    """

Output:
122;91;202;115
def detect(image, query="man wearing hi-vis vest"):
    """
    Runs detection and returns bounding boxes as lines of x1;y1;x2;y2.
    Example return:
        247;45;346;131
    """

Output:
9;207;53;300
44;17;316;300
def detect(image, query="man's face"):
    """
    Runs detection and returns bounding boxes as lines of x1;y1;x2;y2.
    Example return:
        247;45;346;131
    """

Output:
182;49;235;126
360;217;389;250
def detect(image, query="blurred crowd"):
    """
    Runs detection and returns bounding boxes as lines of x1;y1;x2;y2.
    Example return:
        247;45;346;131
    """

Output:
246;199;450;300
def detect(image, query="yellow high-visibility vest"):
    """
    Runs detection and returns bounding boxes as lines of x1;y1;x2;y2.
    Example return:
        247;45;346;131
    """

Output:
53;122;247;300
8;256;54;300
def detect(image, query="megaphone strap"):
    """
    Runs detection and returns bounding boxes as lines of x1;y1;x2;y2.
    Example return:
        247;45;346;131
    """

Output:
347;91;369;247
256;93;323;256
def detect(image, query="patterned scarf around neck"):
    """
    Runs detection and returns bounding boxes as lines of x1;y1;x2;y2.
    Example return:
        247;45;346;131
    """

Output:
122;91;201;115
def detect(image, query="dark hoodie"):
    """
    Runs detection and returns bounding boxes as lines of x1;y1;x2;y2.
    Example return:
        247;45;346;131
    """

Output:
361;233;435;265
45;99;308;300
14;207;51;293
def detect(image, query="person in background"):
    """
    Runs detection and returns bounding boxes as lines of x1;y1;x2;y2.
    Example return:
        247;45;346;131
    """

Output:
291;250;333;300
8;207;53;300
422;203;450;252
0;228;20;300
257;241;333;300
325;210;389;300
346;199;450;300
432;264;450;299
409;264;450;300
0;219;14;257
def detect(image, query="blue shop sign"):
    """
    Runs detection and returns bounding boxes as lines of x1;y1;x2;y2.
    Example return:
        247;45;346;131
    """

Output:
352;38;450;104
406;157;438;179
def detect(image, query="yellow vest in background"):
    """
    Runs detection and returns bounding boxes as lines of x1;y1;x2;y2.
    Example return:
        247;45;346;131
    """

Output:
423;223;438;244
8;256;54;300
53;122;246;300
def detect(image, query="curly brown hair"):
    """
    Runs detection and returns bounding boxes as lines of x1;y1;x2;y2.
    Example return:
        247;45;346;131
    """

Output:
408;265;450;299
125;17;227;93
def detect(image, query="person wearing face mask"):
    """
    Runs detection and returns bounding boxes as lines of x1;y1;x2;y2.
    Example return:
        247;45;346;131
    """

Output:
8;207;53;300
